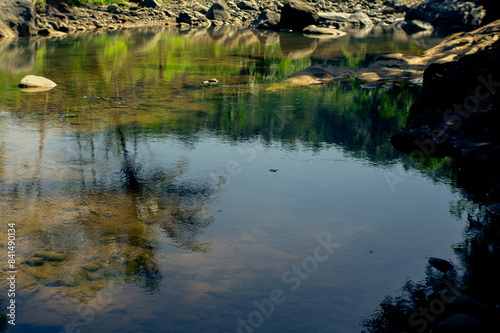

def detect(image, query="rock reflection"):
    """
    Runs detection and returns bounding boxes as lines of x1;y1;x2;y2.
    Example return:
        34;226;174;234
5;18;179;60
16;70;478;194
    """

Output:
364;200;499;333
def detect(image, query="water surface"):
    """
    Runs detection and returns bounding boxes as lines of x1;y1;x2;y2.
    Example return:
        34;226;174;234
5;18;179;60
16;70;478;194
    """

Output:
0;27;466;333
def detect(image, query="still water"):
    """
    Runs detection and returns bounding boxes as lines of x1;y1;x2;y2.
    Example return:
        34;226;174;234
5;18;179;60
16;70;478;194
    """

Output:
0;27;466;332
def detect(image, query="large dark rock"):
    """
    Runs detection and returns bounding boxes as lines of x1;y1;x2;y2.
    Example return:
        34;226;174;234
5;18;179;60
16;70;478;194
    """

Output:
0;0;37;37
390;19;500;198
140;0;161;9
405;0;486;31
278;0;319;32
206;0;232;22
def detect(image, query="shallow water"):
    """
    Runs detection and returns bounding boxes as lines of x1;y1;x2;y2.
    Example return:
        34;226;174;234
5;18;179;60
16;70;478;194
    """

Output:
0;27;466;332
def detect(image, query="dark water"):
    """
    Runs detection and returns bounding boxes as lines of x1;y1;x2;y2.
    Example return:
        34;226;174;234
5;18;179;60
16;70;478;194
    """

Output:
0;27;467;332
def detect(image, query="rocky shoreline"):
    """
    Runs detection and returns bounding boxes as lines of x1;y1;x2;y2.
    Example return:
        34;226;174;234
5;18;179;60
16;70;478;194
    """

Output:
1;0;496;39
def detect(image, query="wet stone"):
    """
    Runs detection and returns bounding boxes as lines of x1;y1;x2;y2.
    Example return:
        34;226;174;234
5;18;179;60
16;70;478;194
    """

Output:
24;258;45;267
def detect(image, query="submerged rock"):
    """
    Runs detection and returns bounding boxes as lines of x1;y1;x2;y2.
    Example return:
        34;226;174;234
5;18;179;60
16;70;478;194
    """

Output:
429;257;454;272
33;251;68;262
286;64;357;84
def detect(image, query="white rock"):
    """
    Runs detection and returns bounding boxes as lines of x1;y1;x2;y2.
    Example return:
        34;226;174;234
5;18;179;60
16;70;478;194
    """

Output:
18;75;57;88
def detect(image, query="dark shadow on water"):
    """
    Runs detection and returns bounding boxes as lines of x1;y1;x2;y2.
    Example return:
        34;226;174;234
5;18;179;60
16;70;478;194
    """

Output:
364;199;500;333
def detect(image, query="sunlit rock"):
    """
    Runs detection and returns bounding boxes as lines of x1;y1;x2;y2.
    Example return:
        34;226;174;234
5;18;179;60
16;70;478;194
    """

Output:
0;0;37;37
18;75;57;89
237;0;259;11
207;0;232;22
251;9;280;29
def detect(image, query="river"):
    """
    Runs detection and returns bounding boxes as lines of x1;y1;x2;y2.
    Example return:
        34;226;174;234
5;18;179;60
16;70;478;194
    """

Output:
0;26;468;332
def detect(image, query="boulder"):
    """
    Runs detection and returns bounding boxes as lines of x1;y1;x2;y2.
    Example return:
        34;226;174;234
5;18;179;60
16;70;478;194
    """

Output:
139;0;161;9
177;11;211;27
18;75;57;88
318;11;373;30
207;1;232;22
251;9;280;29
278;0;319;32
390;20;500;196
317;12;350;29
0;0;37;37
237;1;259;11
107;4;122;14
405;0;486;31
428;257;454;272
347;11;373;29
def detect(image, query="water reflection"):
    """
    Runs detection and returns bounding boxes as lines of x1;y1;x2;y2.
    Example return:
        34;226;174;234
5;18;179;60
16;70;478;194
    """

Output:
364;199;499;333
0;27;460;332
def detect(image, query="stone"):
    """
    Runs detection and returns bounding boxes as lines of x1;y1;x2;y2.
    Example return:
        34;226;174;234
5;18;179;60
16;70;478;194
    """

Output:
18;75;57;88
24;258;45;267
286;65;358;84
302;25;347;38
405;0;486;31
178;11;211;27
347;11;373;28
278;0;319;32
237;1;259;11
251;9;280;29
107;4;122;14
428;257;454;272
317;12;350;29
140;0;161;9
390;20;500;197
207;1;232;22
0;0;37;37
